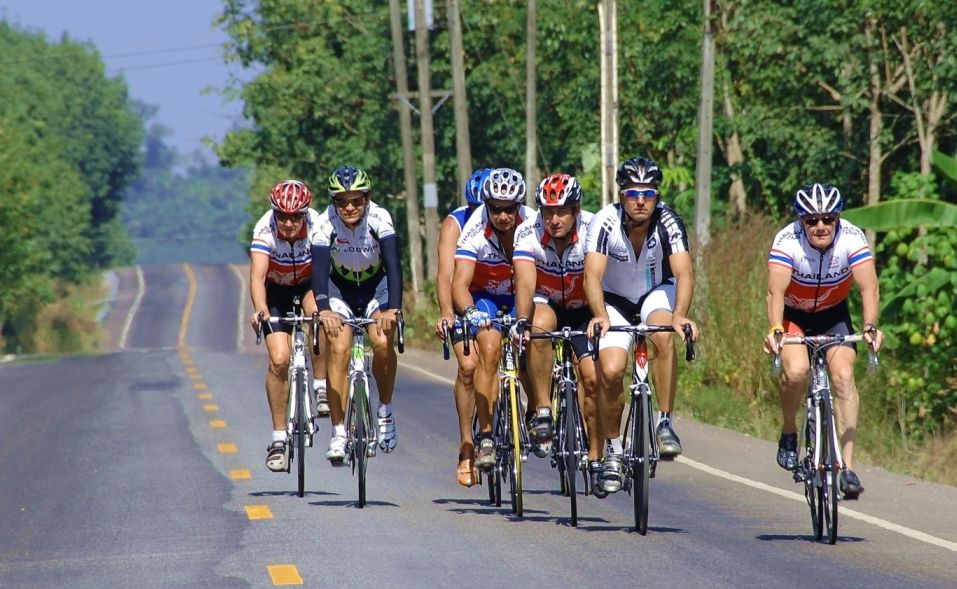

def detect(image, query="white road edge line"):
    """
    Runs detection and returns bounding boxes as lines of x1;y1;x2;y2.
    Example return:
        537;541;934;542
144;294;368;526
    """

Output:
118;266;144;350
676;456;957;553
397;359;957;554
228;264;246;353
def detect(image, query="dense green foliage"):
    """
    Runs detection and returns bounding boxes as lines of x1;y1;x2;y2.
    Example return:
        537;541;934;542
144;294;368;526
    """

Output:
122;116;251;265
0;23;142;351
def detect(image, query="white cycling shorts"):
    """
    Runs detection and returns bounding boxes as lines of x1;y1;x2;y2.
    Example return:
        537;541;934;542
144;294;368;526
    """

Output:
600;282;676;351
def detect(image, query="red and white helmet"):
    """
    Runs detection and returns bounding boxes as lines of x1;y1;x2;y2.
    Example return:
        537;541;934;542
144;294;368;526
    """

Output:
269;180;313;214
535;173;583;207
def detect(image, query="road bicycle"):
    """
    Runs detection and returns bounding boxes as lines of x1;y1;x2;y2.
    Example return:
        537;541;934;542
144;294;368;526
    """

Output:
520;324;599;527
773;331;878;544
256;296;320;498
338;310;405;508
601;323;694;535
488;314;529;517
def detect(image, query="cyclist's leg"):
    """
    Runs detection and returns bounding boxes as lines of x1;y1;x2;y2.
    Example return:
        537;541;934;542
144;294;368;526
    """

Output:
826;345;859;469
779;319;811;435
576;351;601;462
451;323;478;456
641;281;678;417
473;327;503;433
302;290;329;412
323;294;355;461
264;332;293;431
528;300;557;433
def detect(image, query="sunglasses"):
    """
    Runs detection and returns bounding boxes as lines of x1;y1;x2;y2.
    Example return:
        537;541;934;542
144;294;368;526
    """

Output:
802;215;837;227
333;196;366;210
275;212;305;223
620;188;660;200
487;203;520;214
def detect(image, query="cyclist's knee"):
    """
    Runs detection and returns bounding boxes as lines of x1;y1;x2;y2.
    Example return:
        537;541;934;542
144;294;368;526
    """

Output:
830;367;856;397
267;356;289;377
650;331;675;354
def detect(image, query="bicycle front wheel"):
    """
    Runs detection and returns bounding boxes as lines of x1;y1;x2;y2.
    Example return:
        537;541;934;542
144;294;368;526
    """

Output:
803;403;822;541
508;378;523;517
562;381;579;526
353;380;369;508
821;396;839;544
633;390;652;535
296;369;307;498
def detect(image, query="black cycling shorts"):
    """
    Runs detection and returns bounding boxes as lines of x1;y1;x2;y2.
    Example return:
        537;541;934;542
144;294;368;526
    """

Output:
544;302;593;360
265;281;312;335
784;301;856;351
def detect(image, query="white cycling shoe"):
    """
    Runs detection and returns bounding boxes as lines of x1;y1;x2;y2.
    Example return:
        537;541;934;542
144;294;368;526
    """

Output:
378;414;397;453
326;434;347;464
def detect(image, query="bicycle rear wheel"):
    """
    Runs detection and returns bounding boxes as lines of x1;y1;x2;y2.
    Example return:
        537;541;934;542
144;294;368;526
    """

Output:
562;381;579;526
296;369;307;498
508;379;523;517
354;381;368;508
821;397;839;544
633;389;652;535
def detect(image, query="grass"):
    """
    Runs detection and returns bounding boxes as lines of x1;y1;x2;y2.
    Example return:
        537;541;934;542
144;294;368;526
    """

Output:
24;277;106;355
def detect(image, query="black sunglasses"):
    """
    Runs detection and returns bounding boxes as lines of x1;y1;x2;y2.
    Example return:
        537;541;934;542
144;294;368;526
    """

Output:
802;215;837;227
487;203;520;214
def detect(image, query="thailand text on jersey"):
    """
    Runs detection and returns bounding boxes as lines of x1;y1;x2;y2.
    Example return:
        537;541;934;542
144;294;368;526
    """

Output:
454;203;535;296
768;219;873;312
583;202;689;303
249;208;322;286
513;210;594;310
310;201;396;285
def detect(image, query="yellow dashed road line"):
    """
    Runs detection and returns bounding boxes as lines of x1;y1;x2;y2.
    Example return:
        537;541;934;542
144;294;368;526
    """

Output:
193;382;208;390
203;404;220;412
244;505;274;520
218;443;238;454
210;420;228;429
230;469;251;480
267;564;303;586
197;393;213;400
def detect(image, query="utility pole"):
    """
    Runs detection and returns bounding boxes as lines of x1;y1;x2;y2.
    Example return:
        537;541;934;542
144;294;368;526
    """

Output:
389;0;423;297
599;0;618;207
414;0;440;279
525;0;538;191
449;0;472;205
694;0;715;250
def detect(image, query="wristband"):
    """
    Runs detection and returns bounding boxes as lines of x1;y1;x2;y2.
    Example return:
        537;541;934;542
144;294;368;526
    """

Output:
768;325;784;336
863;322;878;333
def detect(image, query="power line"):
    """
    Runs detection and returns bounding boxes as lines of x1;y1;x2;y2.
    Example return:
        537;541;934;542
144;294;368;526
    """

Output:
107;56;223;75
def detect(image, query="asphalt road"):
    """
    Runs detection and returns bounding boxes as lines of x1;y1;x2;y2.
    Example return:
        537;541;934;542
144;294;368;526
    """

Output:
1;264;955;588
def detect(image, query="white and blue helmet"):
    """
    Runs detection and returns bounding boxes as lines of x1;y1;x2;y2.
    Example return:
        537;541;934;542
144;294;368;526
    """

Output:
794;183;844;217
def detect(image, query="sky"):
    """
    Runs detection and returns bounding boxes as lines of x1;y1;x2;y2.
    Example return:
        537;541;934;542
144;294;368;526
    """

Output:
1;0;251;156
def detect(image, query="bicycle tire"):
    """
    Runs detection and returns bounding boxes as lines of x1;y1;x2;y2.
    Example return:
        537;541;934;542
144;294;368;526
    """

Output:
354;380;368;508
562;381;579;526
489;400;505;508
296;369;307;498
634;390;652;535
822;395;839;544
508;378;523;517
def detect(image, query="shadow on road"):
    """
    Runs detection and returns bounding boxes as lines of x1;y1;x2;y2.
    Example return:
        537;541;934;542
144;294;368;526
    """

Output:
756;533;865;543
249;490;340;498
309;499;400;508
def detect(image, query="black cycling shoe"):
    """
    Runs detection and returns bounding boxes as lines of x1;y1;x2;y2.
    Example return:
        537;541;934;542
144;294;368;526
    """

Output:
840;469;864;500
776;433;799;471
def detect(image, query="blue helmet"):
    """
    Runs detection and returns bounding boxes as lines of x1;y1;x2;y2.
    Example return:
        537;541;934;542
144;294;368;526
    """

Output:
465;168;493;206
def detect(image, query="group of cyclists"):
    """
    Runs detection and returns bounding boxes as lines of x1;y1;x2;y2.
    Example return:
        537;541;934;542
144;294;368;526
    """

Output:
249;156;884;502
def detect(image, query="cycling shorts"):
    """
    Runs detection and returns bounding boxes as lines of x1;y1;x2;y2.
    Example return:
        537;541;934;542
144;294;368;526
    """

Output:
532;295;594;359
784;300;856;351
329;275;390;319
265;280;312;335
452;292;516;338
600;279;676;351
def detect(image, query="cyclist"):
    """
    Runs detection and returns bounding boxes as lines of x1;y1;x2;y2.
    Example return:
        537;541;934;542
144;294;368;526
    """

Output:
763;182;884;499
435;168;492;487
584;155;699;494
249;180;324;472
310;166;403;464
512;173;599;462
451;167;534;472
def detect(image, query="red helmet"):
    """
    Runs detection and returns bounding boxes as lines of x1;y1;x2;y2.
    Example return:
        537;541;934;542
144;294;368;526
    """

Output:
535;173;583;207
269;180;313;213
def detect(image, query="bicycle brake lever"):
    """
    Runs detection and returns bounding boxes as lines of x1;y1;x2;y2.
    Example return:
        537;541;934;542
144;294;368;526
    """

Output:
682;323;696;362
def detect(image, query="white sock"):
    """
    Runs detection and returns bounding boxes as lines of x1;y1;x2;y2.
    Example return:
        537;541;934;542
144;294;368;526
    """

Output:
333;424;346;438
607;437;623;455
314;378;327;393
378;403;393;418
658;411;672;426
272;430;287;443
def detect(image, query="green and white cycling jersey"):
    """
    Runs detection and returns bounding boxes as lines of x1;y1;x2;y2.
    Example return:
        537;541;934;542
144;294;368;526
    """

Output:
309;201;396;286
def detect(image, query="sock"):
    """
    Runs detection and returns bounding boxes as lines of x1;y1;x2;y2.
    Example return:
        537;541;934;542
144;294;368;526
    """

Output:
272;430;287;443
313;378;327;393
378;403;393;418
607;437;623;455
333;424;346;438
659;411;672;426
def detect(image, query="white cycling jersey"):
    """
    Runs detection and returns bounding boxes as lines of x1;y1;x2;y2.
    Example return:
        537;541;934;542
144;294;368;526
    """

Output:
584;202;689;303
310;201;396;285
250;208;323;286
454;203;535;296
768;219;873;312
513;210;594;309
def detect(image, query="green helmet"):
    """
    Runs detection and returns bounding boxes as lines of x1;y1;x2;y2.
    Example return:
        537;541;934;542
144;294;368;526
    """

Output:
328;165;372;195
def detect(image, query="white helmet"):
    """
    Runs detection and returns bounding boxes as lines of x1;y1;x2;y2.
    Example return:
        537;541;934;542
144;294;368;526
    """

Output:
482;168;526;203
794;183;844;216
